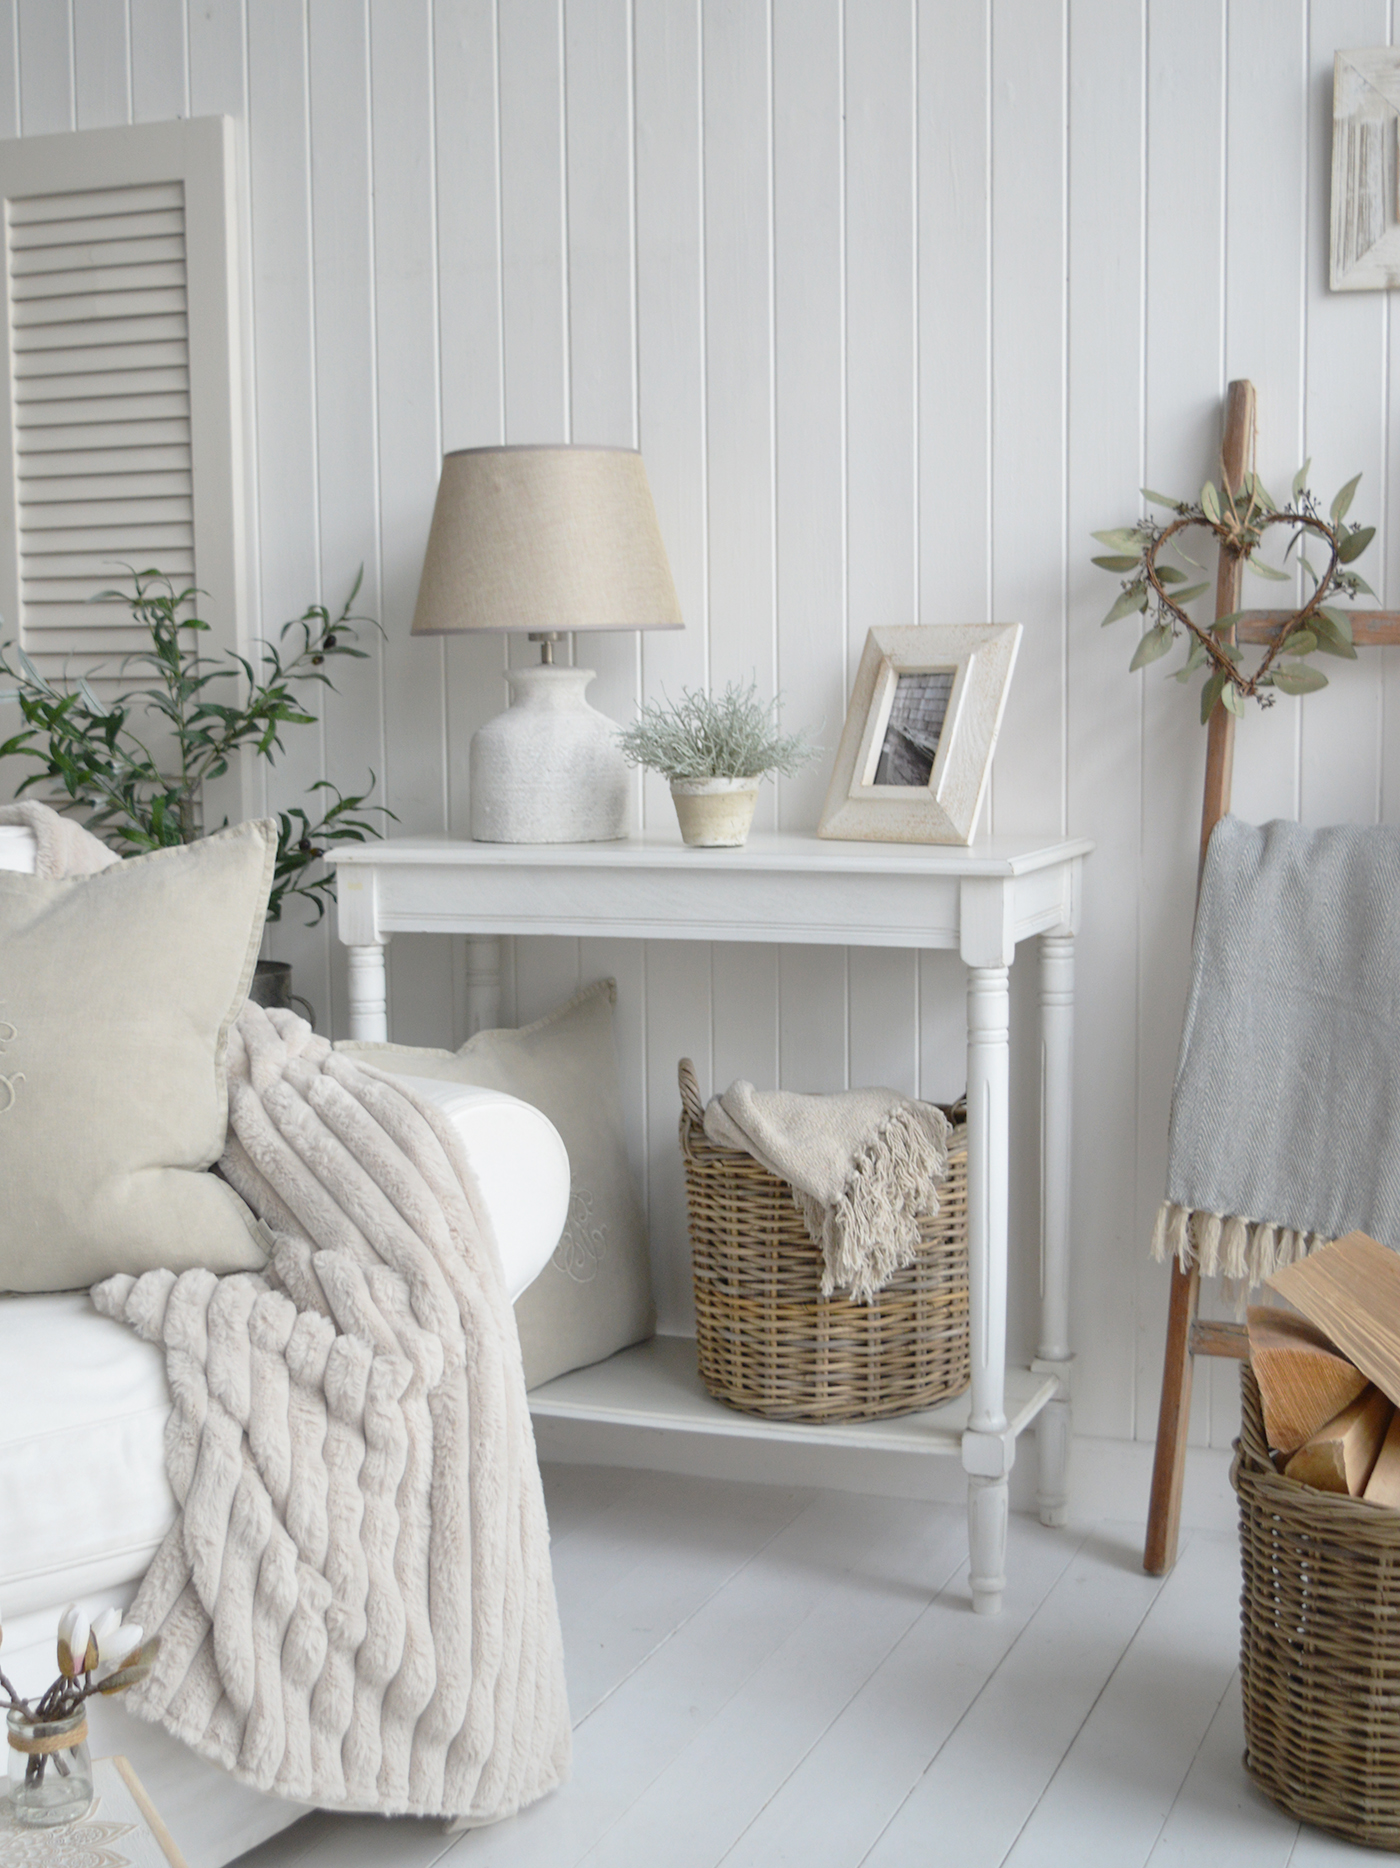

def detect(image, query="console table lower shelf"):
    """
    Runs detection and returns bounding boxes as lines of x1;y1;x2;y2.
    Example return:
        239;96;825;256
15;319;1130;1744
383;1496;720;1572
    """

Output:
528;1336;1059;1544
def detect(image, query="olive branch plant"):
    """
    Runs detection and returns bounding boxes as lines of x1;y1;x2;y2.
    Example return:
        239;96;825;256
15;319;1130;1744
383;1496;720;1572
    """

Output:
0;567;393;923
1094;460;1377;722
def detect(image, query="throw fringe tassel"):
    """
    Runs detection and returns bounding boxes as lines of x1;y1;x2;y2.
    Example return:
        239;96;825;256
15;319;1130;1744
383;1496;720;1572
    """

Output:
1150;1199;1332;1288
795;1102;949;1304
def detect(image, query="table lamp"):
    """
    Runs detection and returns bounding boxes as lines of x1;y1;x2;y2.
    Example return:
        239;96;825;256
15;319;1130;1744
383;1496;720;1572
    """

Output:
412;444;684;842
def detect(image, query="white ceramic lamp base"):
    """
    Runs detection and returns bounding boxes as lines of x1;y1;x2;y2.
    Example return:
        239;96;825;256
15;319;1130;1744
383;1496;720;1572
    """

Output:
470;663;629;843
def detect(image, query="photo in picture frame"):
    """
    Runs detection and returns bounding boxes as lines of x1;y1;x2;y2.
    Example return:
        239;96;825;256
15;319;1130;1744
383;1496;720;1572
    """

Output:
817;623;1022;845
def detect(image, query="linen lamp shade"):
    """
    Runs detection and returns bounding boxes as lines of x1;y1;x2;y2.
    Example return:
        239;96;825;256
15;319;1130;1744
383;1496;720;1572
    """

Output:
410;444;684;843
411;446;683;639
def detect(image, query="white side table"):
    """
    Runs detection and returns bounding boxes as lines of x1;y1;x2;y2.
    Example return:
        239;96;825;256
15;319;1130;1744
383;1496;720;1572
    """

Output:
332;829;1091;1614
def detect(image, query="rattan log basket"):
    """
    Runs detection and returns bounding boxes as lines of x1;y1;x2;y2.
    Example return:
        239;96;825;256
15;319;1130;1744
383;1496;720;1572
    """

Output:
679;1057;969;1423
1236;1361;1400;1849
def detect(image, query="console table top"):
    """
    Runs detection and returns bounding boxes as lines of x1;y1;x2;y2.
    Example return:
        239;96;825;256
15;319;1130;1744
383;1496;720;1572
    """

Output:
331;828;1094;881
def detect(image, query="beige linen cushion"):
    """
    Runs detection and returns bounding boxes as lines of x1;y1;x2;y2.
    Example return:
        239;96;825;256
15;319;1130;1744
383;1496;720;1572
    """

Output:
340;977;655;1388
0;818;276;1290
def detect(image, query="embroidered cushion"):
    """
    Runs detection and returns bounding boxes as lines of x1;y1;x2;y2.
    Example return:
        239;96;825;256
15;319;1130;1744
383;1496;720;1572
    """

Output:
0;819;275;1289
339;977;655;1387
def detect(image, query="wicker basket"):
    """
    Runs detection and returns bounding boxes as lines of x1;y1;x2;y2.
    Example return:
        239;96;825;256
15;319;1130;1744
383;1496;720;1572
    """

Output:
1236;1362;1400;1849
679;1057;969;1423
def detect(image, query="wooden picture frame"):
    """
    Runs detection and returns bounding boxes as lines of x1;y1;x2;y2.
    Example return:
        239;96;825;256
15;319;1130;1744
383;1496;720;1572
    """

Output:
817;624;1021;845
1331;48;1400;290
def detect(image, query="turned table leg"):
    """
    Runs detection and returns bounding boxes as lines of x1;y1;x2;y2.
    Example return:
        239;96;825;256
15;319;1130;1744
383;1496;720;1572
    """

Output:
963;961;1012;1615
347;941;389;1042
1033;931;1076;1528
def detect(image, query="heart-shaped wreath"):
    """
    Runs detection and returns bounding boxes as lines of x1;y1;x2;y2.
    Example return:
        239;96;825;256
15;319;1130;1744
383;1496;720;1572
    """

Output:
1094;463;1375;722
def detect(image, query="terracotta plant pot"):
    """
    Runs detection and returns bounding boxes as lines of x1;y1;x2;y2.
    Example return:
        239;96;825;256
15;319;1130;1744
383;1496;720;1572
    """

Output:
669;776;761;847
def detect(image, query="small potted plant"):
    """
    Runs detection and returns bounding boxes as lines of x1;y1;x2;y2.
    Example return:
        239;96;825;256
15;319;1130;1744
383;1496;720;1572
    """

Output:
1;1602;157;1826
615;680;817;847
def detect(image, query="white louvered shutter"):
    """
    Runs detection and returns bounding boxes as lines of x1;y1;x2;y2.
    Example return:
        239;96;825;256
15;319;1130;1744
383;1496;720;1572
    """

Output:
0;118;245;680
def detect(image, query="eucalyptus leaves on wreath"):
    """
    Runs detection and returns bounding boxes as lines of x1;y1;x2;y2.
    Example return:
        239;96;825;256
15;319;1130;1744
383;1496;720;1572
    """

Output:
1094;464;1376;723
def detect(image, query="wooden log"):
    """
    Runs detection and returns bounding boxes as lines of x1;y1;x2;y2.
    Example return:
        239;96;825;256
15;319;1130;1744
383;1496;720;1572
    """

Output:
1365;1409;1400;1508
1284;1386;1392;1495
1267;1232;1400;1408
1247;1304;1369;1454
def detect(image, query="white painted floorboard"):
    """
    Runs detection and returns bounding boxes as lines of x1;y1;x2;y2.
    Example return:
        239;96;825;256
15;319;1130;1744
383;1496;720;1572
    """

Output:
231;1465;1379;1868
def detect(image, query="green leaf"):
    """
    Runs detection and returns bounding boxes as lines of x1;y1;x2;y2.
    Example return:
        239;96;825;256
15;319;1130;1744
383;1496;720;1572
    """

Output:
1129;622;1174;670
1092;554;1141;573
1174;637;1210;682
1314;632;1359;660
1154;564;1189;584
1200;480;1222;523
1245;557;1292;581
1245;472;1278;512
1222;681;1246;716
1316;606;1355;647
1141;487;1183;509
1270;662;1329;696
1338;524;1375;563
1200;667;1228;723
1092;528;1147;552
1330;472;1363;524
1101;584;1148;626
1292;458;1311;501
1211;611;1246;636
1283;629;1318;656
1166;582;1209;604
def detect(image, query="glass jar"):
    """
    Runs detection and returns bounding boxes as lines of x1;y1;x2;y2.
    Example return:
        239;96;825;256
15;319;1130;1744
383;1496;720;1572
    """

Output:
6;1706;93;1826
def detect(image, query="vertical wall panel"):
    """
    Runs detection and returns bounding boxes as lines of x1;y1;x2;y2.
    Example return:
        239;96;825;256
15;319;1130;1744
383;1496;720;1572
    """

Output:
17;0;73;135
308;0;385;1036
130;0;188;121
634;0;710;1303
370;0;455;1045
772;0;845;1090
1135;0;1227;1450
434;0;508;856
1065;0;1144;1441
1299;0;1389;830
73;0;130;127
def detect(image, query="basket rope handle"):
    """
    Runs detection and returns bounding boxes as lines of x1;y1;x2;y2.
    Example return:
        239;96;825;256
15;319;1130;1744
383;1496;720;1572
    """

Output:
678;1056;706;1126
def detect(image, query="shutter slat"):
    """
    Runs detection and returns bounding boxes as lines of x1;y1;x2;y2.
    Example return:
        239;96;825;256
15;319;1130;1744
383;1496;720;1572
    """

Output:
19;444;192;476
24;565;194;601
9;184;183;225
15;350;187;384
10;234;186;276
12;285;188;326
23;545;193;574
12;263;187;301
17;417;190;450
21;523;193;552
16;397;189;430
20;496;193;528
14;314;188;352
17;471;191;502
8;210;185;250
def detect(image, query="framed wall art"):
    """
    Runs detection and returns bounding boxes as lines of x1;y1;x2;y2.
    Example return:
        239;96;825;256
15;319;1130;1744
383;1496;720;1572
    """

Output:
817;623;1021;845
1331;47;1400;290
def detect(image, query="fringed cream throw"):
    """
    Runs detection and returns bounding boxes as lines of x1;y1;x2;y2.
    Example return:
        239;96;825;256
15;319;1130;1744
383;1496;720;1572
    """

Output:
90;1003;571;1823
703;1080;949;1302
1154;814;1400;1287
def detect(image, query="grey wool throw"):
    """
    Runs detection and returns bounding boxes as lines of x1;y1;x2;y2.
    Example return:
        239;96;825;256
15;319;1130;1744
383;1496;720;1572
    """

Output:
90;1003;571;1823
703;1080;949;1302
1153;814;1400;1285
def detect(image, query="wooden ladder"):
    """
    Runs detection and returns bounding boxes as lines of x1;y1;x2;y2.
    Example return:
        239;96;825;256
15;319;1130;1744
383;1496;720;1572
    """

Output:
1144;378;1400;1574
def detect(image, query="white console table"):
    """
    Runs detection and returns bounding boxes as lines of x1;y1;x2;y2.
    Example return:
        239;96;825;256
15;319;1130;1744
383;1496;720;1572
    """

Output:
332;830;1091;1614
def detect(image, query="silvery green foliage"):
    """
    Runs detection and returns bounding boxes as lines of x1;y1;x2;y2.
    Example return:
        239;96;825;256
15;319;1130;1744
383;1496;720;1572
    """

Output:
1093;466;1375;722
616;680;817;782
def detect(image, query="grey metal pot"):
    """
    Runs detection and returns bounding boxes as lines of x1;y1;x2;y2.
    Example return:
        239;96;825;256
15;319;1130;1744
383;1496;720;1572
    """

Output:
249;959;316;1030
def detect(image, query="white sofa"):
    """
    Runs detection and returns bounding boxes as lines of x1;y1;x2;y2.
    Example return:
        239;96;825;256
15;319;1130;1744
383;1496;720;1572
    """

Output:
0;821;571;1866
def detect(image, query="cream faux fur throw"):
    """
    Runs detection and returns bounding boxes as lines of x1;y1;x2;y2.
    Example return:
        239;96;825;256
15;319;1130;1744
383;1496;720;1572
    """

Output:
0;799;119;875
90;1002;571;1822
702;1080;949;1302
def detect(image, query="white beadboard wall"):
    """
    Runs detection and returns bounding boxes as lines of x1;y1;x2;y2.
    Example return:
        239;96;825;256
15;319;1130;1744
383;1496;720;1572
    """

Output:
2;0;1397;1455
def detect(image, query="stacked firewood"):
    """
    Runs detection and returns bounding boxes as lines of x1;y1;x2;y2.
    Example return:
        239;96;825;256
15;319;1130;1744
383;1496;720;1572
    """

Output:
1250;1231;1400;1505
